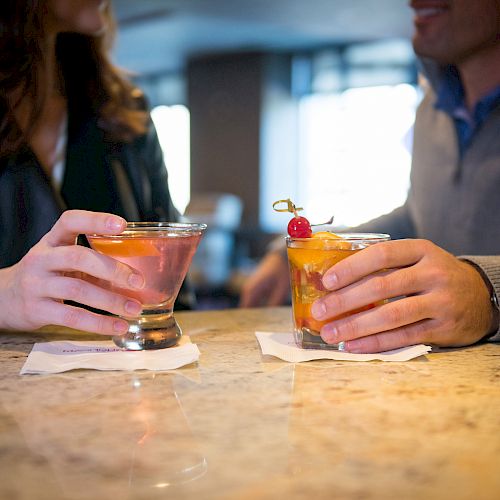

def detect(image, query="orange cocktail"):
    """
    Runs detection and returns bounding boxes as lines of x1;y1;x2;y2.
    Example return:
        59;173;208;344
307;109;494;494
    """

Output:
286;233;390;349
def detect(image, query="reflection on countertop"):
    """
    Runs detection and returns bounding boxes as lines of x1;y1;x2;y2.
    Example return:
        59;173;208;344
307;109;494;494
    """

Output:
1;307;500;499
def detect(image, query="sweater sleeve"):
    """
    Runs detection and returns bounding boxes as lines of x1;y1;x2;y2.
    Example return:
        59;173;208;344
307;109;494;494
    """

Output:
351;203;417;240
268;200;417;253
459;255;500;342
267;201;417;257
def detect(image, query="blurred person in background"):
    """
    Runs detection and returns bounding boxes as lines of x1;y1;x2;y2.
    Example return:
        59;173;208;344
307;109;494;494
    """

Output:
241;0;500;352
0;0;185;335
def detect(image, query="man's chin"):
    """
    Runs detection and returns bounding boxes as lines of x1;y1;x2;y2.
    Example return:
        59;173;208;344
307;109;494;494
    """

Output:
412;38;453;65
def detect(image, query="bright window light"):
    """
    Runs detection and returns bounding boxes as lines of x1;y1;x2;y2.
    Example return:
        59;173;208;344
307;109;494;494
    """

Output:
297;84;420;228
151;105;191;215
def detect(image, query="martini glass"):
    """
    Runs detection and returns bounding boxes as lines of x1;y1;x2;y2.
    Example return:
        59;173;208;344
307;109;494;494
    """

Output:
87;222;206;350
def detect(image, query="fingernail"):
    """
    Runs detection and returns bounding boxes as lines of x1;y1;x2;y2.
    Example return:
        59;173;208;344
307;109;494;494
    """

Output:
338;341;346;351
311;301;327;319
113;320;129;334
321;325;338;344
344;340;367;354
106;216;125;231
128;273;144;289
323;272;338;289
125;300;142;316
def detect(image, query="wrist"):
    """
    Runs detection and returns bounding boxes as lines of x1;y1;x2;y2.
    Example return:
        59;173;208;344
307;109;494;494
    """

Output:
482;278;500;337
464;261;500;338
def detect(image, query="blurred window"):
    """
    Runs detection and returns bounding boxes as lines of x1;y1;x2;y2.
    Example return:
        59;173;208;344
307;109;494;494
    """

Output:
151;105;191;214
297;83;419;227
262;39;421;231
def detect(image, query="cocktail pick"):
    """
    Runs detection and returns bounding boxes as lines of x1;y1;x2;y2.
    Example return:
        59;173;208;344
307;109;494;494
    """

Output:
272;199;312;238
311;215;334;228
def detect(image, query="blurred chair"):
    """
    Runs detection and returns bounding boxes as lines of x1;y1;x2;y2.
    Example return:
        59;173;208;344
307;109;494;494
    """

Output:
182;193;243;302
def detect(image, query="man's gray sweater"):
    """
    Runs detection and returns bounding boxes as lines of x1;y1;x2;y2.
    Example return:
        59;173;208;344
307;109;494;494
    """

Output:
356;69;500;341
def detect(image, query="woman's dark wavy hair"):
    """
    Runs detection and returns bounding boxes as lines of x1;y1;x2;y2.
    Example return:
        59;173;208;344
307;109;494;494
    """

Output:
0;0;147;157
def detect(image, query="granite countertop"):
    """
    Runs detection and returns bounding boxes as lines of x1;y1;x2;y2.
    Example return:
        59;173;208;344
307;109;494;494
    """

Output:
1;307;499;499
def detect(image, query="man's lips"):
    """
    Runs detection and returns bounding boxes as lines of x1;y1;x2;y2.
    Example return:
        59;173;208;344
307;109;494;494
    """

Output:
415;7;446;17
410;2;449;21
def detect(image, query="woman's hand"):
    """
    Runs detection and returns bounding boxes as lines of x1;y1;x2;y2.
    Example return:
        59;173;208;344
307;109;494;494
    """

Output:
0;210;145;335
311;239;495;352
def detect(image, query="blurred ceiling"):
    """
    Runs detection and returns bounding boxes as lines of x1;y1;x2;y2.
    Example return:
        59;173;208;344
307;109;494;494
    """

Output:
112;0;414;76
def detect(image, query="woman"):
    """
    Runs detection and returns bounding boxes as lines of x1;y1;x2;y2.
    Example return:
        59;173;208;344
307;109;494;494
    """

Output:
0;0;181;335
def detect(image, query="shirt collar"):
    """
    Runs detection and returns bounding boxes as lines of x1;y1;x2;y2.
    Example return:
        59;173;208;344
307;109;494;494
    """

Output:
435;64;500;125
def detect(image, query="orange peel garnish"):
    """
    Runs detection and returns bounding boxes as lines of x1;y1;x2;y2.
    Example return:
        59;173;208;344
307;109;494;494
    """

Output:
312;231;341;239
89;238;160;258
287;231;353;267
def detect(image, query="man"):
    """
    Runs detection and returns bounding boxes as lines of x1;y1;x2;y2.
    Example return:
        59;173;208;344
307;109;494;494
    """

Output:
240;0;500;353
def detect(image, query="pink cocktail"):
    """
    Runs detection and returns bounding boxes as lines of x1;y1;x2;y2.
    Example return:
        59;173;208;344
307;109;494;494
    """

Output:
88;222;206;350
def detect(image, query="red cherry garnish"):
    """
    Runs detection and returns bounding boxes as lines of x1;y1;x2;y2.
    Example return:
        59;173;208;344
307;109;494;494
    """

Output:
273;199;313;238
287;216;312;238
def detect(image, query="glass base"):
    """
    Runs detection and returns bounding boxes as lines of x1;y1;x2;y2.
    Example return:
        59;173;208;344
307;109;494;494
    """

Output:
294;327;345;351
113;310;181;350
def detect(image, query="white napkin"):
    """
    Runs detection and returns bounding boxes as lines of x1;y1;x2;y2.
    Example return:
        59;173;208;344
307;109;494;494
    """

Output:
255;331;431;362
20;336;200;375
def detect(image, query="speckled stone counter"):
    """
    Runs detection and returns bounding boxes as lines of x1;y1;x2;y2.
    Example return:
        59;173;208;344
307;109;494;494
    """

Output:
1;307;500;500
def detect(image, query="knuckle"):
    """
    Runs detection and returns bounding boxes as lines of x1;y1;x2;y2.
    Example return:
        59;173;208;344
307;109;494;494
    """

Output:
95;314;108;334
340;317;359;339
62;307;83;329
56;211;72;232
434;295;453;317
431;267;450;287
335;292;346;311
414;300;428;320
338;258;355;283
393;329;410;347
326;292;346;313
425;266;439;283
394;269;414;292
65;246;86;269
366;334;386;352
111;261;127;283
383;304;404;326
66;279;86;302
20;250;39;269
367;334;383;353
374;244;392;267
371;276;389;297
413;321;430;338
402;299;420;320
416;238;434;253
403;321;428;344
112;294;127;314
440;315;458;331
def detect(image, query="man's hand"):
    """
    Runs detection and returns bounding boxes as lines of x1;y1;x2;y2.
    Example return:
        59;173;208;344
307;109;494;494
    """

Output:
0;210;145;335
311;239;495;352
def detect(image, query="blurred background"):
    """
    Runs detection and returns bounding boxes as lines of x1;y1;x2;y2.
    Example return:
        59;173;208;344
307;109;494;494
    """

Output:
112;0;418;308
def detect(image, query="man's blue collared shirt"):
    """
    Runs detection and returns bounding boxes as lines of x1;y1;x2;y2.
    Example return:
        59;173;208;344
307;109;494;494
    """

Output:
435;65;500;156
